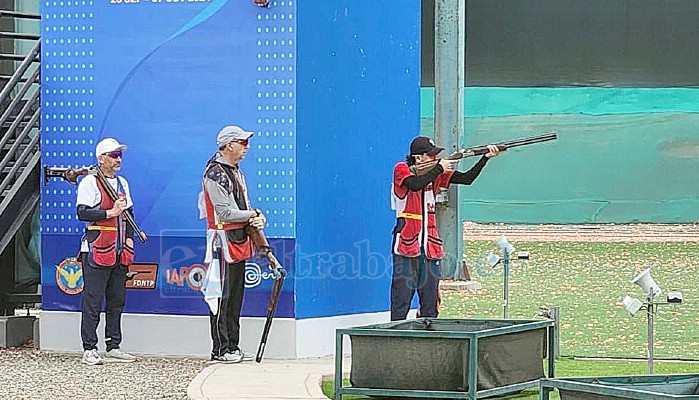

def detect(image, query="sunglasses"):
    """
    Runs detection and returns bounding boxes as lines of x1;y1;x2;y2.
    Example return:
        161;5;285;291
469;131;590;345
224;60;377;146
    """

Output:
233;139;250;147
105;150;123;159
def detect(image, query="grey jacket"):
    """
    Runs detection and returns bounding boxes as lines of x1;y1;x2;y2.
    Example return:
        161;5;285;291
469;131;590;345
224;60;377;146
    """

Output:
202;154;252;224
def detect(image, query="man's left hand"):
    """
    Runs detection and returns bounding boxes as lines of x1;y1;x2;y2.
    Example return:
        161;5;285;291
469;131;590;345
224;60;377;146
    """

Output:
485;144;502;158
125;238;134;248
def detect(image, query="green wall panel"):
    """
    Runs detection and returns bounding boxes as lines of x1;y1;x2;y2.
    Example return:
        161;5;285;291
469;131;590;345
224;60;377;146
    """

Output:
420;88;699;223
421;88;699;117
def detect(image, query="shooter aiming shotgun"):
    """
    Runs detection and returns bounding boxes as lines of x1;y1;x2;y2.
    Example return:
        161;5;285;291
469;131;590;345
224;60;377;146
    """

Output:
410;132;557;176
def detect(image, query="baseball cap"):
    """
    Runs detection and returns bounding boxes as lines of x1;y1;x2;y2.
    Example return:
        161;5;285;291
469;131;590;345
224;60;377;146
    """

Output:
95;138;127;157
217;125;254;148
410;136;444;156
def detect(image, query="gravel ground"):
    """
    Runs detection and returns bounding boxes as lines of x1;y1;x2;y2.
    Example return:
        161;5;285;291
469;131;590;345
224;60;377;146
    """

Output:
0;345;208;400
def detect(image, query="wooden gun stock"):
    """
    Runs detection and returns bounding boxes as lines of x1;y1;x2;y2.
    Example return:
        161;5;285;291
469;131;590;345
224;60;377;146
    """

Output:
410;132;557;176
245;225;281;269
43;165;90;185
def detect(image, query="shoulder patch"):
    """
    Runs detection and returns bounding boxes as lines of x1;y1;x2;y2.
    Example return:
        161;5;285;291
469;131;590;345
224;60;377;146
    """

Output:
205;164;230;191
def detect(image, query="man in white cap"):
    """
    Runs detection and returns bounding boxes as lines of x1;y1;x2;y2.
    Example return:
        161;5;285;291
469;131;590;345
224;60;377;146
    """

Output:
75;137;137;365
200;125;266;363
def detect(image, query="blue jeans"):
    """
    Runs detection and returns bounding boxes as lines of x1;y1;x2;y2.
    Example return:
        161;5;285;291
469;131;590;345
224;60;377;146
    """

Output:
390;254;441;321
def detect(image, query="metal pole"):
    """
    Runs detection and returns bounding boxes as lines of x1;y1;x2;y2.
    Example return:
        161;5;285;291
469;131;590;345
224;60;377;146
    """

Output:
647;295;654;374
503;250;510;319
434;0;466;278
468;336;478;400
547;323;556;378
334;331;343;400
550;307;560;358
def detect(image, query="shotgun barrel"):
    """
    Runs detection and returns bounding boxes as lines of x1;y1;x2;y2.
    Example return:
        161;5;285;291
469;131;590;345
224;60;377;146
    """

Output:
410;132;557;176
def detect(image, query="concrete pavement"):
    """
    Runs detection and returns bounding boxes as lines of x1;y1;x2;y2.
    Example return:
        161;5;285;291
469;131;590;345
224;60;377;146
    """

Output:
187;356;350;400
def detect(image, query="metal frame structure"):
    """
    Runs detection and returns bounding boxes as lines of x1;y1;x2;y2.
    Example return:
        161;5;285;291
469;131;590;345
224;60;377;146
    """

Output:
334;318;556;400
0;7;41;314
540;374;699;399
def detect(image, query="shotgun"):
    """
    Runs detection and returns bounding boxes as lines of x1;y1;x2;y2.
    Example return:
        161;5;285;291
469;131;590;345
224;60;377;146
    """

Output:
410;132;557;176
43;165;148;243
247;225;286;363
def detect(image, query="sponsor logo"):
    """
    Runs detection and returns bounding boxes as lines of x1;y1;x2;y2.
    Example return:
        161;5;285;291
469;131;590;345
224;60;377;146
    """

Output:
165;264;207;291
165;262;274;291
244;262;277;289
164;262;277;291
56;257;83;295
125;263;158;290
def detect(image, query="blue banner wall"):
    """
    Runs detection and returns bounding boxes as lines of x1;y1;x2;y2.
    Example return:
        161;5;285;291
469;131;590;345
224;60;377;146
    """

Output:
295;1;421;318
43;0;422;321
41;1;297;317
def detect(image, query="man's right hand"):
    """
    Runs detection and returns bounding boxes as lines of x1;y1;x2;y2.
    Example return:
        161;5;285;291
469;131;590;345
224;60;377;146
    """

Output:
106;198;128;218
439;159;459;171
249;212;266;230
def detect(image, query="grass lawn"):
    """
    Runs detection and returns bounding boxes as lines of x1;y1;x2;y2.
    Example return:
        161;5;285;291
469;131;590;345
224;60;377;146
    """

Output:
322;357;699;399
322;240;699;399
447;240;699;360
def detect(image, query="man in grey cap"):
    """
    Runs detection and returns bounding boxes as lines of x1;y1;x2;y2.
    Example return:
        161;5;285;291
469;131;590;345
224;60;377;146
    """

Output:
199;125;266;363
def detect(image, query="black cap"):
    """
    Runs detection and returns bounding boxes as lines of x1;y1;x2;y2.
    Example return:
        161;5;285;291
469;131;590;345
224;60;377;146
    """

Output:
410;136;444;156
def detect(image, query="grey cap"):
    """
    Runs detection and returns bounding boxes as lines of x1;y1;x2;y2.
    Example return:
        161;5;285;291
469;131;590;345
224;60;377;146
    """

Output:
217;125;254;148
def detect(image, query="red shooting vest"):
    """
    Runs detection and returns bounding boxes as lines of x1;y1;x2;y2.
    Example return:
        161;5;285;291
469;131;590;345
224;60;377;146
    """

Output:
391;162;454;260
86;178;134;267
203;163;254;263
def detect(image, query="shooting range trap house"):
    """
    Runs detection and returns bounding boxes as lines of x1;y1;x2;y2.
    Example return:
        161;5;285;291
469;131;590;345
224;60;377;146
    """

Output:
334;318;556;399
540;374;699;399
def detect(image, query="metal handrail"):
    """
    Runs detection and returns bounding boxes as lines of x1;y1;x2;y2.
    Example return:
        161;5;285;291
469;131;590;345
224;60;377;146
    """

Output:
0;89;39;153
0;74;37;83
0;34;41;198
0;53;37;61
0;110;40;195
0;40;40;105
0;66;40;129
0;11;41;20
0;3;42;305
0;32;41;41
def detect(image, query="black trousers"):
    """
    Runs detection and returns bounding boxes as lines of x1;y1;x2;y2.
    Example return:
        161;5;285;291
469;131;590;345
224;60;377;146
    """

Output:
80;254;128;351
390;254;441;321
209;260;246;357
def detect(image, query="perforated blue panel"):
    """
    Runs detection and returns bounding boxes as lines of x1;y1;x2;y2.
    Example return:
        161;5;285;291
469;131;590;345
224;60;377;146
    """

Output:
41;0;298;317
42;0;296;237
41;0;96;235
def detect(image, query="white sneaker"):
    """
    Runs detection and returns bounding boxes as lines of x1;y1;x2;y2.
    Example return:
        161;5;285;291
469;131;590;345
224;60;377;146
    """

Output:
232;348;255;362
105;348;137;363
81;349;103;366
210;352;243;364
